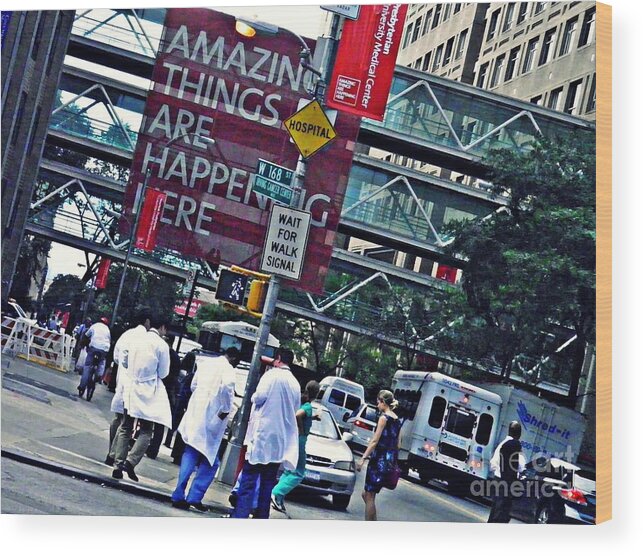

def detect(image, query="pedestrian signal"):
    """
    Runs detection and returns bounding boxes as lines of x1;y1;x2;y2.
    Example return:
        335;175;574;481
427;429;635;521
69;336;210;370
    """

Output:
246;280;268;315
215;269;249;306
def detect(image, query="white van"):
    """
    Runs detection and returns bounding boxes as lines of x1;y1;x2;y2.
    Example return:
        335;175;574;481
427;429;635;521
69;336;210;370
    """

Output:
316;376;365;431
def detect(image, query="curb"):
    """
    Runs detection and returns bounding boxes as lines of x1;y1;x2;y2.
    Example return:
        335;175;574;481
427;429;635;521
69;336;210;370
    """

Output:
1;448;231;515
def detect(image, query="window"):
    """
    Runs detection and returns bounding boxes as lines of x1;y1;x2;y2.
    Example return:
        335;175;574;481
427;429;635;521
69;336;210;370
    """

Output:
522;36;539;73
539;28;556;66
422;9;433;35
30;15;46;60
578;7;596;47
505;47;520;82
443;3;452;22
530;94;543;105
559;16;578;56
10;91;28;146
411;17;422;43
454;3;462;14
586;74;596;112
443;37;455;65
328;388;346;406
432;5;442;28
455;30;468;60
476;62;489;87
422;52;432;71
489;54;505;88
414;57;422;69
487;8;501;40
564;79;583;114
445;407;477;438
27;106;41;155
428;396;447;428
517;2;529;24
547;87;563;110
475;414;495;446
345;394;362;412
533;2;546;15
432;44;444;71
395;388;422;421
402;23;413;48
502;3;516;32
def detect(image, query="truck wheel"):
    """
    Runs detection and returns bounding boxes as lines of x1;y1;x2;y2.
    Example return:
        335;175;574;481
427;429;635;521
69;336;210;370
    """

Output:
535;503;561;524
447;480;472;498
332;494;351;511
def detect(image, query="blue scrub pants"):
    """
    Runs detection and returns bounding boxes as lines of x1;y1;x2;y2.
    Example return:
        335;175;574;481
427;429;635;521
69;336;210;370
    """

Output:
231;460;280;519
172;444;220;504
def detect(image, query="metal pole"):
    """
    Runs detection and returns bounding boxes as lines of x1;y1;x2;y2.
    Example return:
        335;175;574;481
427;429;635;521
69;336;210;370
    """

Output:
218;274;282;485
110;168;148;325
176;268;198;354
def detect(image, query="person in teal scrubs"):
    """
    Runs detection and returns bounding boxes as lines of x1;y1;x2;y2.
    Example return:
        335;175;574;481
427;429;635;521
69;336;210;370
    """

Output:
270;380;320;513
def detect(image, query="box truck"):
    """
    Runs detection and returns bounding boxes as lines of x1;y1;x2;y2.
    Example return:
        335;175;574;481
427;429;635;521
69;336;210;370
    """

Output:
391;371;587;496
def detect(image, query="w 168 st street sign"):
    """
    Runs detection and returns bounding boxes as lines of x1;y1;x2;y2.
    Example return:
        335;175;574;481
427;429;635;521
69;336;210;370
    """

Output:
252;159;294;205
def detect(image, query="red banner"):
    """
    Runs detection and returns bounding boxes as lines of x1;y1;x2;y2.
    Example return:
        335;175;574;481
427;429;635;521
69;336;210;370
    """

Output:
123;9;361;294
95;258;111;289
174;298;205;318
327;4;408;121
134;188;167;252
436;264;458;284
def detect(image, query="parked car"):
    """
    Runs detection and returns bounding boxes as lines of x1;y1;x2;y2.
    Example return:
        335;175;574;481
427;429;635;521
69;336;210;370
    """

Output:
510;457;596;524
346;403;379;451
297;402;356;510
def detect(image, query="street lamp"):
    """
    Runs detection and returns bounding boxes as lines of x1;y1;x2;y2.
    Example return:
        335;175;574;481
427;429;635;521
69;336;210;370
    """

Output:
218;17;327;485
110;132;215;327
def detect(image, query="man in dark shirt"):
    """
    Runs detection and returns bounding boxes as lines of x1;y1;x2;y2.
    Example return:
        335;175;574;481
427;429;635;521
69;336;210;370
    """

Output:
487;420;525;523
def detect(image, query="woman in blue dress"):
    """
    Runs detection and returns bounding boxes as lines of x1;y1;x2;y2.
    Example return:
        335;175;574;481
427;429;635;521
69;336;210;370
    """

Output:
356;389;402;521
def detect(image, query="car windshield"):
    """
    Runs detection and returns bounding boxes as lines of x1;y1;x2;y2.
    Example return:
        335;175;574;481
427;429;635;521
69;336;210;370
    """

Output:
363;405;379;422
310;408;340;440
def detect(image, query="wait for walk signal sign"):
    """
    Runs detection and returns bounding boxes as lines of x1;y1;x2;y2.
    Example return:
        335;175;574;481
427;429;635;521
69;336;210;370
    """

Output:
284;99;337;159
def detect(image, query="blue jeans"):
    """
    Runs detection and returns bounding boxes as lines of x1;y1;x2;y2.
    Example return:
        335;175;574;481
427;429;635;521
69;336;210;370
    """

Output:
79;347;107;390
231;460;280;519
172;445;220;504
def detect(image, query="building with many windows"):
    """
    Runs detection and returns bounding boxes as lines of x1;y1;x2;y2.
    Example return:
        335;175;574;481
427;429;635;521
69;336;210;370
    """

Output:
397;2;596;121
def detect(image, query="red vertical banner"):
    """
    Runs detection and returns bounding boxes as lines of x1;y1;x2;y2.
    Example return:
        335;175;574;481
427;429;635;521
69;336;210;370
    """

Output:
436;264;459;284
134;188;167;252
95;258;111;289
327;4;409;121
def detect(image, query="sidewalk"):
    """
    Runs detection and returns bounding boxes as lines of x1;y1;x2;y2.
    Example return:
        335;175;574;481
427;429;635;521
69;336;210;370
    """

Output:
1;354;271;517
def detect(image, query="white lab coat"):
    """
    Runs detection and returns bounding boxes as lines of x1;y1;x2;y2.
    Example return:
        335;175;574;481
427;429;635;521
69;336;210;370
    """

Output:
244;365;300;471
177;355;236;465
109;325;148;414
123;328;172;428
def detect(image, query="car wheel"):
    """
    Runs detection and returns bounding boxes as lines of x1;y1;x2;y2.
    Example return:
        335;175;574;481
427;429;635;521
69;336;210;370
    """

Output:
332;494;351;511
535;503;561;524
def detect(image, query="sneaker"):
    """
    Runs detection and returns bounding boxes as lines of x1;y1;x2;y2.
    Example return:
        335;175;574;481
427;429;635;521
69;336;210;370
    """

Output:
271;495;286;513
112;467;123;480
122;460;139;482
190;502;209;513
171;500;190;510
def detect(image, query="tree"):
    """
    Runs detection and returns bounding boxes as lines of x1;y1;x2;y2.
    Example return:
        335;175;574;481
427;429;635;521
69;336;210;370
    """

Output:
435;133;596;405
41;274;87;319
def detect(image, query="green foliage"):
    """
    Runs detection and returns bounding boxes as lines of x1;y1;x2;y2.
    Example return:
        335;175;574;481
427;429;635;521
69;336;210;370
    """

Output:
190;302;259;336
436;133;596;399
41;274;87;317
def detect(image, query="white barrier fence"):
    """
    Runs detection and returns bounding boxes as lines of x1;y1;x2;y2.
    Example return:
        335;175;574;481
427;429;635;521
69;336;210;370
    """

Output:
1;317;76;372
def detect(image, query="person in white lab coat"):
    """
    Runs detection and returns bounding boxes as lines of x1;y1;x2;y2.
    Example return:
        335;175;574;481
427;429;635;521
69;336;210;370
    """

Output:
104;310;151;466
170;347;240;511
111;314;172;482
231;348;300;519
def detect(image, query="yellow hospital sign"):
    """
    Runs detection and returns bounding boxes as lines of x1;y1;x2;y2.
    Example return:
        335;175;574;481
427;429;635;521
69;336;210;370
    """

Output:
284;100;337;159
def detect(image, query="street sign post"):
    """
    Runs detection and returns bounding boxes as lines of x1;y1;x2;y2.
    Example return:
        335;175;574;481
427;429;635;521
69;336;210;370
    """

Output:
252;159;295;205
284;99;337;159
